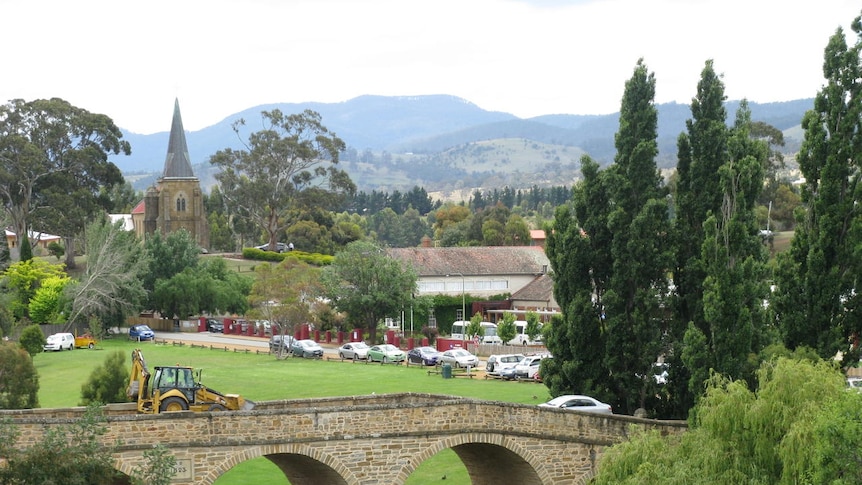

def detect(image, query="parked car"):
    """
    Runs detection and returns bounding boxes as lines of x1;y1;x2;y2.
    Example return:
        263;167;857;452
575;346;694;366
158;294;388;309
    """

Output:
499;365;518;380
338;342;370;360
291;339;324;358
848;377;862;392
43;332;75;351
254;242;288;253
74;333;97;349
129;324;155;341
486;353;525;374
514;354;549;380
538;395;613;414
407;346;440;366
440;348;479;368
366;344;405;363
206;319;224;333
256;320;273;335
269;334;295;353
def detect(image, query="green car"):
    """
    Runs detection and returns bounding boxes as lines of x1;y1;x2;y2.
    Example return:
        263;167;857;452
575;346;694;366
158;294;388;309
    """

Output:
366;344;405;364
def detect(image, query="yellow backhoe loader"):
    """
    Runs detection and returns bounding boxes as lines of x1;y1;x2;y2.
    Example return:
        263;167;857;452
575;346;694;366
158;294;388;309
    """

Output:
126;348;254;413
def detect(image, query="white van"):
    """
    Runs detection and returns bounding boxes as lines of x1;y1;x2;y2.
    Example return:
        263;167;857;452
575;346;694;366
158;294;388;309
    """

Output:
504;320;543;346
43;332;75;351
450;321;502;345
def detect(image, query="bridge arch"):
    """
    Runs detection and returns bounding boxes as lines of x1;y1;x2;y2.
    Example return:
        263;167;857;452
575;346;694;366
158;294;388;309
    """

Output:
201;443;359;485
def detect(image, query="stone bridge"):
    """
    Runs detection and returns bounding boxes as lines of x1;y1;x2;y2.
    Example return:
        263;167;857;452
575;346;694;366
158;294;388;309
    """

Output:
2;393;686;484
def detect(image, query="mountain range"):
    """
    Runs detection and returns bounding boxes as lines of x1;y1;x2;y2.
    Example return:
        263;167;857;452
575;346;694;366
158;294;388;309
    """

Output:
117;94;813;194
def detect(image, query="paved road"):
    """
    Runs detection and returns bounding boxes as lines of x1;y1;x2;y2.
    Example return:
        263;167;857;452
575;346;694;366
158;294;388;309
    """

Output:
151;330;343;357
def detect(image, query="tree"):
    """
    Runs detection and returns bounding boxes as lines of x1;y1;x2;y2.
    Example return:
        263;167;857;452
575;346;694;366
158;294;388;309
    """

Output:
210;109;356;252
321;241;417;344
130;445;177;485
773;14;862;364
693;100;770;385
151;258;252;319
1;258;66;320
0;404;119;484
80;350;129;405
467;311;483;341
28;275;71;324
17;324;44;358
544;60;672;416
0;98;129;265
142;229;200;297
248;258;322;358
497;311;517;345
525;311;542;343
592;357;851;484
0;340;39;408
64;218;148;332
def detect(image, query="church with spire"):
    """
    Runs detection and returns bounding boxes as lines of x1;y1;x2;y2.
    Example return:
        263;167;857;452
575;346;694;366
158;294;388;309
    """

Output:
130;99;209;249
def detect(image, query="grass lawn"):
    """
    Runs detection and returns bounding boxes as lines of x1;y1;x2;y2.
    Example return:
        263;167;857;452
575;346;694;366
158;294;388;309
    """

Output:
34;338;551;484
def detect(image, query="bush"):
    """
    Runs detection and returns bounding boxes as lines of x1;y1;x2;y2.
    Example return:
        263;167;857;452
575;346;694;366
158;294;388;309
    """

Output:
422;326;439;344
0;341;39;409
80;351;130;405
18;324;45;356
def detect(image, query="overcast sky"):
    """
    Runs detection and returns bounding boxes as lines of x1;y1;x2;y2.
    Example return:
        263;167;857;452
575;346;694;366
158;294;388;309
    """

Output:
3;0;859;134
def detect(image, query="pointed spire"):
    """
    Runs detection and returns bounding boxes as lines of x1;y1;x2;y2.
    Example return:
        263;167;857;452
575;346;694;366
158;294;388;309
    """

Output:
162;98;195;178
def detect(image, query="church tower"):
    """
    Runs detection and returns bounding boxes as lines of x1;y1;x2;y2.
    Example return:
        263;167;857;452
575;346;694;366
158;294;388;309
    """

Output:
136;99;209;249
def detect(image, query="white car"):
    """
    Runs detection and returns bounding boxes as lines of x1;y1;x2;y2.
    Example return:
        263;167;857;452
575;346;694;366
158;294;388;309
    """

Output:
338;342;370;360
514;354;550;380
538;395;613;414
440;348;479;368
848;377;862;392
486;353;525;374
43;332;75;351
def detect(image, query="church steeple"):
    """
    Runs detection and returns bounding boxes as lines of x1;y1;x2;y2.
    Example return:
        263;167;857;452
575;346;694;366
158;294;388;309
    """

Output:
162;98;195;178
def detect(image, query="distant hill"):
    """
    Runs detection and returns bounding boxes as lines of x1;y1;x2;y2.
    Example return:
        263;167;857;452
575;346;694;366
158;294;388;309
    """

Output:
114;95;813;193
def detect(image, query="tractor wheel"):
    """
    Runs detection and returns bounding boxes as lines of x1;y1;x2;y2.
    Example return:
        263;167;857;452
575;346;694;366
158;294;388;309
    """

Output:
159;397;189;413
208;404;227;412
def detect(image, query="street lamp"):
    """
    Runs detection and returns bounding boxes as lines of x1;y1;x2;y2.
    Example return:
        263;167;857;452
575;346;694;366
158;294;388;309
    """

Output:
448;272;466;347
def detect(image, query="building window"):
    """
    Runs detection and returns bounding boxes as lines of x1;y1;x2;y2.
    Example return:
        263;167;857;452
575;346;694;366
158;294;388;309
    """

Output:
176;196;187;212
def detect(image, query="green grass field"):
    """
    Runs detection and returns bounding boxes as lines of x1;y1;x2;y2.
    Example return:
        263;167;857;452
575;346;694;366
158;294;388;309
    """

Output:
34;338;551;484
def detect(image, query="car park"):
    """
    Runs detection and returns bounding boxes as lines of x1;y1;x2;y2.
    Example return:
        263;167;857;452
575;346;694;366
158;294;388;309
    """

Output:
43;332;75;351
291;339;324;358
440;348;479;368
486;353;525;374
269;334;294;353
367;344;405;363
129;325;155;341
338;342;370;360
206;319;224;333
538;395;613;414
407;346;440;366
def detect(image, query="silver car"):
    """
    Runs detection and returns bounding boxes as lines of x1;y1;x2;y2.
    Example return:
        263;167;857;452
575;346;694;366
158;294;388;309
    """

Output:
538;395;613;414
338;342;370;360
440;348;479;368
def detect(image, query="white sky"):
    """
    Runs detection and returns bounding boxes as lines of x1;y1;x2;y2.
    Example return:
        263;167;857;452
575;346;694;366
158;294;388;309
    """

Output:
3;0;859;134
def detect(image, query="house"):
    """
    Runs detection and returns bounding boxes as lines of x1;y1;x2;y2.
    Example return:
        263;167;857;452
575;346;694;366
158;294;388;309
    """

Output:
386;246;560;323
4;229;62;252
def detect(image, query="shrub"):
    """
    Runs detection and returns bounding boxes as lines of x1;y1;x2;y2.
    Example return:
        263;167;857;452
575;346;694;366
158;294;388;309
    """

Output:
80;351;130;405
18;324;45;356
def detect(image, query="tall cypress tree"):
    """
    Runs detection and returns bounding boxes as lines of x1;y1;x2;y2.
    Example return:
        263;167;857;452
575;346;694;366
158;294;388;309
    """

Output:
773;16;862;363
545;60;672;415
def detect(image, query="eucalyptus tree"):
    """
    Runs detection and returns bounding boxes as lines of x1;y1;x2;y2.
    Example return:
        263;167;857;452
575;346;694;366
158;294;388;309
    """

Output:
544;60;673;415
210;109;356;252
773;14;862;363
321;241;417;344
0;98;129;265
